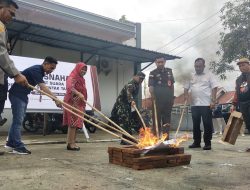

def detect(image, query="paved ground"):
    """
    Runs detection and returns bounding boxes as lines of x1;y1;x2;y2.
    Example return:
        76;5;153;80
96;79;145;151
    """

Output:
0;130;249;190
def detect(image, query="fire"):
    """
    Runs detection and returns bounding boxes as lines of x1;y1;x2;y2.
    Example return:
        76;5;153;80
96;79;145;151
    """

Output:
136;127;190;149
137;127;167;149
169;134;190;148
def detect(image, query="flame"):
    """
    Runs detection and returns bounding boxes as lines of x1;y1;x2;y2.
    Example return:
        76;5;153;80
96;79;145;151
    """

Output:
169;134;190;148
137;127;167;149
136;127;190;149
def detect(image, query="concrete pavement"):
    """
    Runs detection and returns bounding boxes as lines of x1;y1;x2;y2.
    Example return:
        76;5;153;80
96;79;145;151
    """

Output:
0;130;249;190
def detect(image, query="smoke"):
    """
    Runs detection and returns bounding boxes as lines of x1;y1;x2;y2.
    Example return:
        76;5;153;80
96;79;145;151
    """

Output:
170;60;193;96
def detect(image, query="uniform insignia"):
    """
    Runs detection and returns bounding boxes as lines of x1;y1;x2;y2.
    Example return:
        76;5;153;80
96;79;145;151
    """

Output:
168;80;172;86
0;24;5;33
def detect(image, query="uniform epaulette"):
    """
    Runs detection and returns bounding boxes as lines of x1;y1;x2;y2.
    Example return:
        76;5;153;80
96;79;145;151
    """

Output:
0;22;5;33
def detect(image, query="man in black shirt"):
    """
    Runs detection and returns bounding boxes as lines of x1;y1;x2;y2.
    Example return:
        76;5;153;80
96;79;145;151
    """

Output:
232;58;250;152
148;57;175;139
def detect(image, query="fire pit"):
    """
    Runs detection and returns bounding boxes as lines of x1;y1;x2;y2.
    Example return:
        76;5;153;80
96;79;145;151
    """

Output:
108;145;191;170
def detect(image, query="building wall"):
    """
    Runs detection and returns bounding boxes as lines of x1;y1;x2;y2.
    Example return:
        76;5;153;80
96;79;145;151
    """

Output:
11;40;134;115
97;59;134;116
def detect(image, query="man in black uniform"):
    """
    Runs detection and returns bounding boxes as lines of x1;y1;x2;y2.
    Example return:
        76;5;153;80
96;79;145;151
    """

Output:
149;57;175;139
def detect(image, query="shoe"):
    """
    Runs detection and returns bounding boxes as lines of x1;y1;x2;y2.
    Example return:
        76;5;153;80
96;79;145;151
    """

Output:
67;145;80;151
246;148;250;152
0;151;4;155
189;143;201;148
12;147;31;155
4;144;15;152
0;118;7;126
203;145;212;150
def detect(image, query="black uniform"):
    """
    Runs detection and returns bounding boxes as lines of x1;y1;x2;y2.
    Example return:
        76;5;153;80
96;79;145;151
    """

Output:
235;72;250;133
148;68;174;137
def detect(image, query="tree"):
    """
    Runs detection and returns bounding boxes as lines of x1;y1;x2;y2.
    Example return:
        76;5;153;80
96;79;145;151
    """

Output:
210;0;250;79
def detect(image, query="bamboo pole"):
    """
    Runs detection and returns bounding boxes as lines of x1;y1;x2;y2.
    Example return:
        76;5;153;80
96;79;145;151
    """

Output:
63;106;137;145
153;100;159;139
175;100;187;138
132;104;146;129
28;84;138;142
84;99;137;142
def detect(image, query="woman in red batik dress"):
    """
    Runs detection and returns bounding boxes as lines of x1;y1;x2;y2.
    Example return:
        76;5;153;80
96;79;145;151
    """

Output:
63;62;87;151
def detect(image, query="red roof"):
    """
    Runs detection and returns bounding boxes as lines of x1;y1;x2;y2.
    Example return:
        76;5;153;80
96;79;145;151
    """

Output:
217;91;235;104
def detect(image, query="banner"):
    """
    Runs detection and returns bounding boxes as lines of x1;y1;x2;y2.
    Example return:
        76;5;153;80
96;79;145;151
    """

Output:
5;56;100;112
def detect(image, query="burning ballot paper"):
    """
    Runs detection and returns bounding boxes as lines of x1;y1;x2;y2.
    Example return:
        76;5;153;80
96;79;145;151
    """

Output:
136;127;189;153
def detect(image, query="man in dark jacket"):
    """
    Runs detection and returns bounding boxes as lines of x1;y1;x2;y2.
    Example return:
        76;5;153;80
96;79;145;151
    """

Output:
232;58;250;152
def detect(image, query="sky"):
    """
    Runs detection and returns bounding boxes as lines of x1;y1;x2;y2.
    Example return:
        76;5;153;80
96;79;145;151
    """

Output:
53;0;239;96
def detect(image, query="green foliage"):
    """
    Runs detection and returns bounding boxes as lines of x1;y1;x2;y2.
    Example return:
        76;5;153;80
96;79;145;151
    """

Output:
210;0;250;79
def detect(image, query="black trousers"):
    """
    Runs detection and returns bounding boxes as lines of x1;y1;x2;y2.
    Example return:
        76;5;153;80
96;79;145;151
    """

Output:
152;100;173;135
0;100;6;120
240;101;250;132
191;106;213;145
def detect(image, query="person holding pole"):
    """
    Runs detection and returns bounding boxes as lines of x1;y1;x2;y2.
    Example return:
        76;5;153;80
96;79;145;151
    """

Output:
110;72;145;145
184;58;218;150
5;56;61;155
0;0;28;155
63;62;88;151
148;57;175;139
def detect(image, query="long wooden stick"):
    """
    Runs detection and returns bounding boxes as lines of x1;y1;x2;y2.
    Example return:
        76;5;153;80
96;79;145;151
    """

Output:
28;84;138;142
132;104;146;129
153;100;159;139
63;106;136;145
175;100;187;138
84;99;137;142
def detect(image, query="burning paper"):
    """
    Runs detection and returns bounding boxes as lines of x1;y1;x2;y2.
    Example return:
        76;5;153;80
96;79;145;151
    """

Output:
137;127;189;153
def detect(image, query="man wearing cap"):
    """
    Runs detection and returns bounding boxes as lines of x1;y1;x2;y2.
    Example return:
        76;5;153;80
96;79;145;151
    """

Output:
148;57;175;139
110;72;145;145
232;58;250;140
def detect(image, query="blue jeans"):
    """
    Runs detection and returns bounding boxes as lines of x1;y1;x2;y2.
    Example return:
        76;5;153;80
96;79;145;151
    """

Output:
7;94;27;148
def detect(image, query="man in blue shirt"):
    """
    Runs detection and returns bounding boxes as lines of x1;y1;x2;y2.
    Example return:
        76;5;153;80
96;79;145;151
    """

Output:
6;56;61;154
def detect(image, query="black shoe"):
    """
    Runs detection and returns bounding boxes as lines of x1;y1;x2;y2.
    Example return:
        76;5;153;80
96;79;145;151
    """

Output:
189;143;201;148
67;145;80;151
0;151;4;156
13;147;31;155
203;145;211;150
0;118;7;126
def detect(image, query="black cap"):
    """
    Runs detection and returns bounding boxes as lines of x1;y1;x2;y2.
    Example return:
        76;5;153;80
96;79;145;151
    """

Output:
136;71;146;79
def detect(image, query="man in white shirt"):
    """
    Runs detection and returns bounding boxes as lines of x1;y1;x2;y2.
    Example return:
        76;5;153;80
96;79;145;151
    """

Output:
184;58;218;150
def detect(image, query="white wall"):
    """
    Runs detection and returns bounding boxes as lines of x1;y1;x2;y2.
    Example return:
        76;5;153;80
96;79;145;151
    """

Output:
7;41;135;117
98;59;134;116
